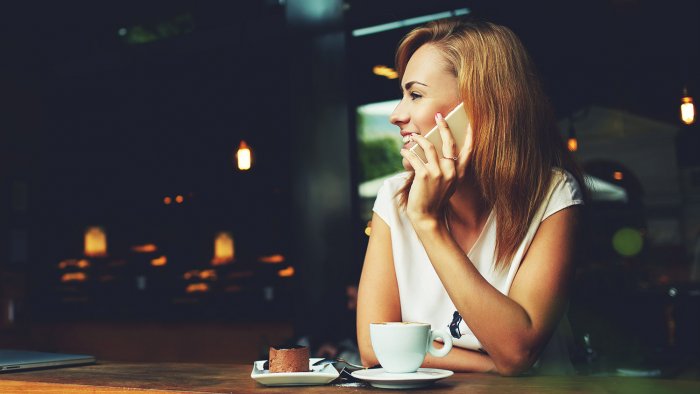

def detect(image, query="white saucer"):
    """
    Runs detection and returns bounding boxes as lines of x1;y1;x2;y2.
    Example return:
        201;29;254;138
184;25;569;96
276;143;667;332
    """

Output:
351;368;454;389
250;358;339;386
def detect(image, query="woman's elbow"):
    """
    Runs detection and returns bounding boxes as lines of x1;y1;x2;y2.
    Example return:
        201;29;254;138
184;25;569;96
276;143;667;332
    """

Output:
494;349;537;377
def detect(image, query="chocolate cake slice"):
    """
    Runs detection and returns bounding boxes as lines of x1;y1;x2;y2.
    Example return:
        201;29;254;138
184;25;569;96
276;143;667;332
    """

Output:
268;345;310;373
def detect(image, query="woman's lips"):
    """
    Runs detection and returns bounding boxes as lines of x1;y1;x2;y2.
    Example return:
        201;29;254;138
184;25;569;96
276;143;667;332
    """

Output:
402;133;418;149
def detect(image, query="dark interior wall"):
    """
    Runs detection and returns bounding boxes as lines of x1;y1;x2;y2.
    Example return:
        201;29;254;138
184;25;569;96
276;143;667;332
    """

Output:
1;1;299;323
1;1;364;334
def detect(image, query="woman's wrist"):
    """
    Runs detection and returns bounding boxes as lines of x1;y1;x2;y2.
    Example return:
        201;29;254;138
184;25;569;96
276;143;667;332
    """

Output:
408;214;443;234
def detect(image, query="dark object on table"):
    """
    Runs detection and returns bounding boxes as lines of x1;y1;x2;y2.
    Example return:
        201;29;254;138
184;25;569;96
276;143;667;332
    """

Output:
0;350;95;373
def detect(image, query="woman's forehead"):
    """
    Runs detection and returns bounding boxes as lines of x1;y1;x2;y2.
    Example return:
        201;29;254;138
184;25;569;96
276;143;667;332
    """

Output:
402;44;453;87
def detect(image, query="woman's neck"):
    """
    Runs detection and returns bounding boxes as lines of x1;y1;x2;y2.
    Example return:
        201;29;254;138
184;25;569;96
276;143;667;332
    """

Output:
448;177;489;230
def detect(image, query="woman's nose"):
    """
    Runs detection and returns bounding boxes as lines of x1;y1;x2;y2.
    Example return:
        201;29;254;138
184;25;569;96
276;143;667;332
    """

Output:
390;102;409;126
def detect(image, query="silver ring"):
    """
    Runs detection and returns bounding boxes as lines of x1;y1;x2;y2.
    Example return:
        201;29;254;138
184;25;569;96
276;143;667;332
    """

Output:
442;156;458;161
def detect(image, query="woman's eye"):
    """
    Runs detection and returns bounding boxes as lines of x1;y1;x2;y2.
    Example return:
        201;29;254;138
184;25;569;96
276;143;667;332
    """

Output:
409;92;422;100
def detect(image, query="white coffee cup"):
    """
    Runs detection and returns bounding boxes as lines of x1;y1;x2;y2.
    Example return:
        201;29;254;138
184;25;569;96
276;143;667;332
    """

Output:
370;322;453;373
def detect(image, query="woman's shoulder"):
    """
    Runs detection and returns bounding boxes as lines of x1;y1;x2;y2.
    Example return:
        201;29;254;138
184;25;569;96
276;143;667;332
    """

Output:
549;167;584;203
384;171;411;187
373;172;411;222
377;172;411;196
540;168;584;221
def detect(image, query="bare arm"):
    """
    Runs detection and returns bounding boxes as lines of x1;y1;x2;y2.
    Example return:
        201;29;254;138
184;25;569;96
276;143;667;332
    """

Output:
357;213;498;372
422;344;495;372
356;213;401;367
412;206;580;376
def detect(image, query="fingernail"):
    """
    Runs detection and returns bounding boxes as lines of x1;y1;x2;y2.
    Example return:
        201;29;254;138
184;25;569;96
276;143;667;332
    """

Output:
435;113;443;121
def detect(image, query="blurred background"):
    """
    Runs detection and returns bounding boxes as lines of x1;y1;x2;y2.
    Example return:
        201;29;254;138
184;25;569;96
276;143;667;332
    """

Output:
1;0;698;377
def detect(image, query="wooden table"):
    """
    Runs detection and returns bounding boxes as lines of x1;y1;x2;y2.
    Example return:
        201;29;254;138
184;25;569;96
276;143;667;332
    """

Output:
1;362;699;393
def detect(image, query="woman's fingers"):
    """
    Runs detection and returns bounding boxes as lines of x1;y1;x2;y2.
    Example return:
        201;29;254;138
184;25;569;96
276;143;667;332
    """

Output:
400;148;426;174
434;112;458;176
435;113;458;161
410;133;440;169
456;123;474;173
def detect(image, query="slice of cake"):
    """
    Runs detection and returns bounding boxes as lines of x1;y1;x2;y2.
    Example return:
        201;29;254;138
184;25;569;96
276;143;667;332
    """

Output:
268;345;310;373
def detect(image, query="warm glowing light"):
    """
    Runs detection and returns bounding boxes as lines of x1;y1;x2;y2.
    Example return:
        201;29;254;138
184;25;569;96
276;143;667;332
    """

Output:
199;269;217;280
681;95;695;125
61;272;87;282
212;232;235;265
613;171;624;181
151;256;167;266
567;137;578;152
164;196;172;205
131;244;158;253
84;227;107;257
258;254;285;264
175;195;184;204
365;220;372;237
373;65;399;79
183;269;217;280
236;140;252;170
186;283;210;293
278;266;295;277
58;259;91;269
58;260;71;269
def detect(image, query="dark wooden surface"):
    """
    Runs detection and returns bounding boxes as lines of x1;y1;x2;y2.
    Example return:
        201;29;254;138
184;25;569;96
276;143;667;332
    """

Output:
1;361;700;393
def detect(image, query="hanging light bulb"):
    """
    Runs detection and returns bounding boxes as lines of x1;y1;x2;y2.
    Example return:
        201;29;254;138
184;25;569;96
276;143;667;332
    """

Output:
567;119;578;152
84;226;107;257
236;140;252;170
212;232;234;265
681;87;695;125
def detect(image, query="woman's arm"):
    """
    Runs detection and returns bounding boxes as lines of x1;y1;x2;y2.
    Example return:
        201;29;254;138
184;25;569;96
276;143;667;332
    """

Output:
357;213;500;372
356;213;402;367
422;344;496;372
412;206;580;376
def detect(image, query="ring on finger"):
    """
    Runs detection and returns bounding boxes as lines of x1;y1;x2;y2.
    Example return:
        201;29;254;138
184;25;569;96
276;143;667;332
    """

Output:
441;156;458;161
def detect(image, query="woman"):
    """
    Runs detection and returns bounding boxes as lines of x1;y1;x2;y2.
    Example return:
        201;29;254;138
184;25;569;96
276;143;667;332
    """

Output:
356;18;585;376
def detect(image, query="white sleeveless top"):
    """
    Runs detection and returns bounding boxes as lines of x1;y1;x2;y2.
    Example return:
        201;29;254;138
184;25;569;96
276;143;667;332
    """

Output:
372;169;584;375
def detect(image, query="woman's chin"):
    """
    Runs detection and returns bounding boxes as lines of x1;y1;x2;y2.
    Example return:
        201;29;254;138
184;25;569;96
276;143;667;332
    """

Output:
402;158;413;172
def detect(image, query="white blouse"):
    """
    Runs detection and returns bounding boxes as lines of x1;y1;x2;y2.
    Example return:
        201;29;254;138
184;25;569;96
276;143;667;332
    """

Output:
372;168;584;374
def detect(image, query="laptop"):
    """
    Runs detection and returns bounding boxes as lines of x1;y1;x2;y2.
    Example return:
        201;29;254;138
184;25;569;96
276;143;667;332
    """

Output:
0;349;95;372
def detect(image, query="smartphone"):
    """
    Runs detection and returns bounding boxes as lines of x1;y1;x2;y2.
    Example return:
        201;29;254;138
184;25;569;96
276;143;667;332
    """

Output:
409;102;469;163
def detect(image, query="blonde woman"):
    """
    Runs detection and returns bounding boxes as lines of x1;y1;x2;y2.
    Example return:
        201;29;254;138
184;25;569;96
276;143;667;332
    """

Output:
357;18;585;376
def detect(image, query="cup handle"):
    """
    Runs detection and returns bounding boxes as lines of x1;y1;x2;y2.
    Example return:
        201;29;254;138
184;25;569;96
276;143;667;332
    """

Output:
428;329;453;358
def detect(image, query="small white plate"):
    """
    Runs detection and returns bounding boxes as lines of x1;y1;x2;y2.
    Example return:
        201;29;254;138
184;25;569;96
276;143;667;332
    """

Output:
351;368;454;389
250;358;339;386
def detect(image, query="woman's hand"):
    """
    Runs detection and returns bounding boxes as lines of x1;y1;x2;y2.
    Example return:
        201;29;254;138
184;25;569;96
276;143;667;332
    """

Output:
400;112;473;227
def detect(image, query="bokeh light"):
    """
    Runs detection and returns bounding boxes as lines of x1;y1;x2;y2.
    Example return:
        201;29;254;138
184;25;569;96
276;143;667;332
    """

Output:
612;227;643;257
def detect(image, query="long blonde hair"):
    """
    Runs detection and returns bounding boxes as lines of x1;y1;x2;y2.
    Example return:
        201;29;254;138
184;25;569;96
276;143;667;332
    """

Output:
395;18;584;270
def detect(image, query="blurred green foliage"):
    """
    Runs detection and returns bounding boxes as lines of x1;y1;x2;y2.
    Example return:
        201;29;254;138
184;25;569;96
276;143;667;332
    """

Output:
358;137;403;182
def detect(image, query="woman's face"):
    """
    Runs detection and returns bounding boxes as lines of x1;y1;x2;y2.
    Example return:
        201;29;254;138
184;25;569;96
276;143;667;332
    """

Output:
390;44;461;171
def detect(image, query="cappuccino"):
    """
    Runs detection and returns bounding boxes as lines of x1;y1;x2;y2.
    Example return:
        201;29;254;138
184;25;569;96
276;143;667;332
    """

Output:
370;322;452;373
